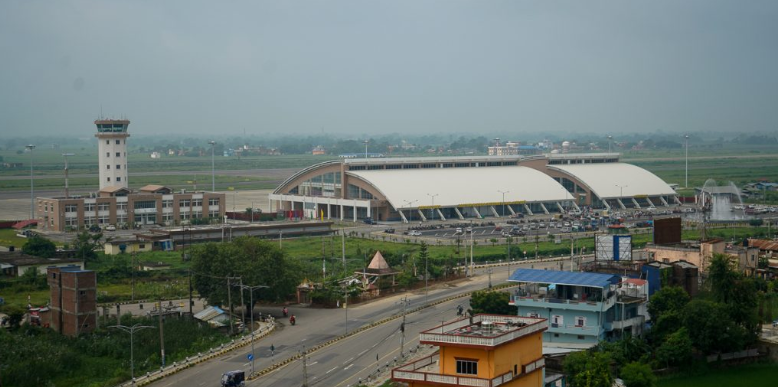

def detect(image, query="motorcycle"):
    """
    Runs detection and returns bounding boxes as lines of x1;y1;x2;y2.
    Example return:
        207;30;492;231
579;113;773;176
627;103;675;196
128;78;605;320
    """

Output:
282;307;288;317
290;315;296;326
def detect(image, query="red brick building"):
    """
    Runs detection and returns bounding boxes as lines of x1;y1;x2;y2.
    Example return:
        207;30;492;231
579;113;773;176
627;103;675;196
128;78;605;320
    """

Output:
48;267;97;336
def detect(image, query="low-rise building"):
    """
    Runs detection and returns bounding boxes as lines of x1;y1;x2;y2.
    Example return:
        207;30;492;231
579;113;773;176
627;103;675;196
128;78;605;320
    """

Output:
643;239;725;271
48;266;97;336
37;185;226;232
103;237;153;255
392;314;548;387
508;269;649;349
0;253;85;277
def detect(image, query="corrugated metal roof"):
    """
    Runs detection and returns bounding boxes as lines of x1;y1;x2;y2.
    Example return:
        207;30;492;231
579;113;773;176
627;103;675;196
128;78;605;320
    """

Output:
348;166;574;210
548;163;675;199
509;269;621;288
193;306;225;321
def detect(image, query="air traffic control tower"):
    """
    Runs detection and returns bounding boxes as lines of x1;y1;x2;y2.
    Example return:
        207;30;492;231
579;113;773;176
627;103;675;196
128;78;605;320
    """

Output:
94;119;130;190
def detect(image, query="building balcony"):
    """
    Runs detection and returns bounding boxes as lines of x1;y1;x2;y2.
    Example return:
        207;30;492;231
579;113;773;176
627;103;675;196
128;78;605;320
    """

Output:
549;323;602;336
604;316;646;331
419;315;547;348
392;352;545;387
510;294;615;312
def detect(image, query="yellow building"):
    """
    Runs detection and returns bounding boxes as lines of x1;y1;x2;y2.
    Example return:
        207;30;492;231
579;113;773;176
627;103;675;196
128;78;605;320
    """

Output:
392;314;547;387
103;238;153;255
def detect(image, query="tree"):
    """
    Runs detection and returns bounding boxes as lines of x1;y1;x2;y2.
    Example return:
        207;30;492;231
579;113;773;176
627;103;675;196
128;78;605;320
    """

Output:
655;327;693;368
682;299;745;353
22;236;56;258
418;242;430;282
563;351;613;387
72;230;103;262
646;286;689;322
619;362;656;387
191;237;303;307
469;290;517;315
708;253;737;304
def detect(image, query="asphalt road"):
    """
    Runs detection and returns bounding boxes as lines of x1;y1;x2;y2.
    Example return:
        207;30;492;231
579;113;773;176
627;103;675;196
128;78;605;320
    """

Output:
147;259;571;387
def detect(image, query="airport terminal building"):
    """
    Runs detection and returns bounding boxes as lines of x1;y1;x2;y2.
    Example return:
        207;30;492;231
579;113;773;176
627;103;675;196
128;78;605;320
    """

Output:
270;153;678;223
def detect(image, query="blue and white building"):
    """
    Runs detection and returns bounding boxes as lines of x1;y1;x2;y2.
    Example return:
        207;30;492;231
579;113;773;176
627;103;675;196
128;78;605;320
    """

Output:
508;269;649;350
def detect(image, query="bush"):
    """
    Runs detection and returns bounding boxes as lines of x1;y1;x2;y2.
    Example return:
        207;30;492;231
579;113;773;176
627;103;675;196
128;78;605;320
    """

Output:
620;361;656;387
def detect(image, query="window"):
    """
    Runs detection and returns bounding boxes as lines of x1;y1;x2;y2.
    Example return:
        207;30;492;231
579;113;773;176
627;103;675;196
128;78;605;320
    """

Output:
116;152;121;157
192;199;202;207
179;199;191;207
116;177;121;182
139;244;145;249
552;315;563;327
162;200;173;208
65;204;78;213
106;152;110;157
134;200;157;210
107;177;111;182
527;312;539;318
98;203;109;211
85;203;95;211
116;165;121;170
80;290;86;296
575;316;586;327
456;359;478;375
115;140;120;144
208;198;220;206
577;335;585;340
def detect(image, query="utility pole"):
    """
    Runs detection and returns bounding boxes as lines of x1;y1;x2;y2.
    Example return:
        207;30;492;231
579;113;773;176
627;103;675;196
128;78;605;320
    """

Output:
227;277;233;335
239;278;245;331
487;267;493;289
469;224;474;276
398;296;411;358
131;252;136;301
301;346;309;387
62;153;74;198
158;297;165;368
188;269;193;317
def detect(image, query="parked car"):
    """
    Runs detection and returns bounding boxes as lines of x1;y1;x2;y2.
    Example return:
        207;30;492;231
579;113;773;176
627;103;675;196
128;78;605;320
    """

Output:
408;230;422;236
384;228;395;234
88;224;101;233
494;225;503;231
105;224;116;231
455;227;463;235
465;227;473;233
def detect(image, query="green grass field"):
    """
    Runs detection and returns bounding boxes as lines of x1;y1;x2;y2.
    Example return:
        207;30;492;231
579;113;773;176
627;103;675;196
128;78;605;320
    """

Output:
657;362;778;387
0;229;28;248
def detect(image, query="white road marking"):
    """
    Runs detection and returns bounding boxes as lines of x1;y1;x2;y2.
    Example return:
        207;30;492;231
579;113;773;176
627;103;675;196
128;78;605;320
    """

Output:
326;367;338;374
344;364;354;371
358;349;369;356
308;361;318;366
345;357;354;363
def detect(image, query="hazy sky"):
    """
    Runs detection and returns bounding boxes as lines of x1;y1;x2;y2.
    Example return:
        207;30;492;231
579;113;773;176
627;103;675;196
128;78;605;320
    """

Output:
1;0;777;137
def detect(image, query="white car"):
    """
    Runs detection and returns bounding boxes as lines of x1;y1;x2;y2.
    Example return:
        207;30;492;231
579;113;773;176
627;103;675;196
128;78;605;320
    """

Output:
105;225;116;231
409;230;422;236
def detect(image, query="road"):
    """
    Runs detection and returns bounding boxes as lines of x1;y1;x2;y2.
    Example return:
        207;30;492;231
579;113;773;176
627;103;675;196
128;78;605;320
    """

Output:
147;259;571;387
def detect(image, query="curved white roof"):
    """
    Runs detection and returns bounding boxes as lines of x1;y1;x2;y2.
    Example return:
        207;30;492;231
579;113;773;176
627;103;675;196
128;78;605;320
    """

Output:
348;166;574;209
548;163;675;199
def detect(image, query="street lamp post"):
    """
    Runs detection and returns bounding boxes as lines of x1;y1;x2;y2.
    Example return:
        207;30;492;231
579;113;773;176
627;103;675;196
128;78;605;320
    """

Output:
25;145;35;219
403;200;418;223
62;153;74;198
208;141;216;192
427;193;438;221
684;134;689;188
110;324;154;386
615;184;628;203
498;190;510;217
363;140;369;159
